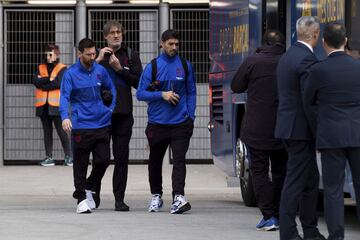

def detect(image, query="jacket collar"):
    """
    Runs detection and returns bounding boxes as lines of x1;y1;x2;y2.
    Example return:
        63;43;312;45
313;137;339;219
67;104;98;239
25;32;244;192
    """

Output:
106;42;127;54
257;44;285;54
76;59;95;73
327;50;345;58
295;41;314;53
160;52;177;62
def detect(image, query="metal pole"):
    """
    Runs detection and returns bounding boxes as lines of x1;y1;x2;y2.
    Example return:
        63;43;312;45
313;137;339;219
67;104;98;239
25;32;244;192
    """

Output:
159;1;170;163
159;1;170;40
0;2;4;166
76;0;86;45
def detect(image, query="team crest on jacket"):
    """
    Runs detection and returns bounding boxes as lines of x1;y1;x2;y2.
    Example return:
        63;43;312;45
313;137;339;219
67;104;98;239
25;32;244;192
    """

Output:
74;134;81;143
96;73;102;81
176;68;184;80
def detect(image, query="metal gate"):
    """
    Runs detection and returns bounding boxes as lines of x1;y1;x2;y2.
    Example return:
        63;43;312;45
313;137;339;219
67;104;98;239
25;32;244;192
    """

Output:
2;6;210;163
88;9;159;162
171;8;211;162
4;9;75;162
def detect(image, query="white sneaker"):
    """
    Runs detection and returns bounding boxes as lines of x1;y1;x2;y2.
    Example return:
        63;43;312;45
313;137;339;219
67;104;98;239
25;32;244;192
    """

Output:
170;195;191;214
148;194;163;212
76;199;91;214
85;190;96;210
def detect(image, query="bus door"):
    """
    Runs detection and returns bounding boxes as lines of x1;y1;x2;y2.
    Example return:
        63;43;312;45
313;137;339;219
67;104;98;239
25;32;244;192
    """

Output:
262;0;287;37
346;0;360;59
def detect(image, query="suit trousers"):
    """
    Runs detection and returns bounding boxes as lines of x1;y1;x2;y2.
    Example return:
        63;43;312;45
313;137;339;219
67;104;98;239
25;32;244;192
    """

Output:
247;146;288;220
73;127;111;202
145;118;193;198
280;140;320;240
111;113;134;202
320;148;360;240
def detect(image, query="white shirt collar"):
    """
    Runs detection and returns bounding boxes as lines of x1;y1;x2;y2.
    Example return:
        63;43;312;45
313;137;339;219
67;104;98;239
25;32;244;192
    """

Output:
297;40;314;53
328;49;344;56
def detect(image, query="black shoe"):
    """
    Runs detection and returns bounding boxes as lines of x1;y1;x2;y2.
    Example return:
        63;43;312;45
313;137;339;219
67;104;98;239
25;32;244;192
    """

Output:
115;201;130;211
92;192;100;209
304;232;326;240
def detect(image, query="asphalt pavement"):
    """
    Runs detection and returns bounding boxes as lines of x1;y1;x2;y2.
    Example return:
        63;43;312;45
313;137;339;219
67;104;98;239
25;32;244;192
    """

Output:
0;164;359;240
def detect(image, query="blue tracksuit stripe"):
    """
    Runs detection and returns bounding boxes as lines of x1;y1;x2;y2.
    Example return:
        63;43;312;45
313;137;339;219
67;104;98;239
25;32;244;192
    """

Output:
59;59;116;129
136;53;196;124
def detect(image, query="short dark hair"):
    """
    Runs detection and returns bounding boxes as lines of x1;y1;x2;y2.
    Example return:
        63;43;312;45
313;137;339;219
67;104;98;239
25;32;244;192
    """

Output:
323;23;347;49
103;20;126;36
262;30;285;46
45;44;60;55
78;38;95;52
161;29;180;42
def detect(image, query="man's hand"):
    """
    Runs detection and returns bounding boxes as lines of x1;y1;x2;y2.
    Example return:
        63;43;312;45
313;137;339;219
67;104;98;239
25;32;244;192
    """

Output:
96;47;113;63
109;54;122;71
62;119;72;132
162;91;180;105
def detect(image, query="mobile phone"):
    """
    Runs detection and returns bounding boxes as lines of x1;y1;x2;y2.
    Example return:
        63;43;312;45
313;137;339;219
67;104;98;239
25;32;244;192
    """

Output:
104;52;112;58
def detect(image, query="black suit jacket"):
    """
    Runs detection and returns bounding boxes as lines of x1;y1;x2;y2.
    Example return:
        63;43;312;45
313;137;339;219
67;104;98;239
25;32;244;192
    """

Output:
303;51;360;149
231;44;285;150
275;42;318;140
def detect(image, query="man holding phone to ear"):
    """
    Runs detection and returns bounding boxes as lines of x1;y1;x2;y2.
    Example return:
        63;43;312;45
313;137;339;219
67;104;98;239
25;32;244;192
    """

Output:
87;20;143;212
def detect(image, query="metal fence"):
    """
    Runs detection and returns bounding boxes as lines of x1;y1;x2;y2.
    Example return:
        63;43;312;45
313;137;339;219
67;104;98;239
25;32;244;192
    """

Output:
4;9;74;162
171;9;209;84
1;5;210;164
171;8;211;162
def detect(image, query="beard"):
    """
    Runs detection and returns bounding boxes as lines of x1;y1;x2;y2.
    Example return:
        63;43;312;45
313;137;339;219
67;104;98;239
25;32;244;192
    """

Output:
167;50;177;57
110;41;121;49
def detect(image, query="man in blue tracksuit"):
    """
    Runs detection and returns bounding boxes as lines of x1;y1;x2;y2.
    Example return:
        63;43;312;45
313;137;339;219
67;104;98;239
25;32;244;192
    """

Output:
60;38;116;214
136;29;196;214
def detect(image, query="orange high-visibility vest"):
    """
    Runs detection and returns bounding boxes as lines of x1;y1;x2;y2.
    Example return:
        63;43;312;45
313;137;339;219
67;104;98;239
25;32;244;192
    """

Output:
34;63;66;107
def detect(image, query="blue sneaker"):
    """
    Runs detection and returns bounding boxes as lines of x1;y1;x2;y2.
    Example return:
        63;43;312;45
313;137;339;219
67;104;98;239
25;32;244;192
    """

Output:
256;216;279;231
40;156;55;166
64;155;73;167
170;195;191;214
148;194;163;212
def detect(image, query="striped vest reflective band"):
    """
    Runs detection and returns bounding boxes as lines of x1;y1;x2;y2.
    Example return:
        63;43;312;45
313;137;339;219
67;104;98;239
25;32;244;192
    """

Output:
34;63;66;107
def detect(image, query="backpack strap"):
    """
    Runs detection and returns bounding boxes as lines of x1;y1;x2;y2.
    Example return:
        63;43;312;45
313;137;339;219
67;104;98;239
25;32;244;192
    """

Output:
151;58;157;84
179;56;188;82
150;56;188;84
127;47;132;65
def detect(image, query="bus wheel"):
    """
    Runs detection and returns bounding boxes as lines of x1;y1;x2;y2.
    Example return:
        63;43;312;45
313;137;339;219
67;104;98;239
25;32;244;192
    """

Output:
236;138;257;207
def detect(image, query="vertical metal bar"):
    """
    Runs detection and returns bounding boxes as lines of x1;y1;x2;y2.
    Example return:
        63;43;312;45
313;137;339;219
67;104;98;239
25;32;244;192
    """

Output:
159;2;169;40
76;0;86;45
0;3;4;166
286;0;291;49
159;2;170;164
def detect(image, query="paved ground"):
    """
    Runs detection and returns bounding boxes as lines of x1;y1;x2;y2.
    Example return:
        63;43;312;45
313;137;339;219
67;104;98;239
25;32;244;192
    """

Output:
0;164;359;240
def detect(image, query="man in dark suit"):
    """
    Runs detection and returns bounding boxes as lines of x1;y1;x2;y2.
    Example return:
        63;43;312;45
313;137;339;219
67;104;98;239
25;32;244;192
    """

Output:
231;30;287;231
275;16;325;240
303;23;360;240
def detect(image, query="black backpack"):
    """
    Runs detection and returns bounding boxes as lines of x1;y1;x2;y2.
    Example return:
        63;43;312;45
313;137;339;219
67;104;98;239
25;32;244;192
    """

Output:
148;56;189;91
